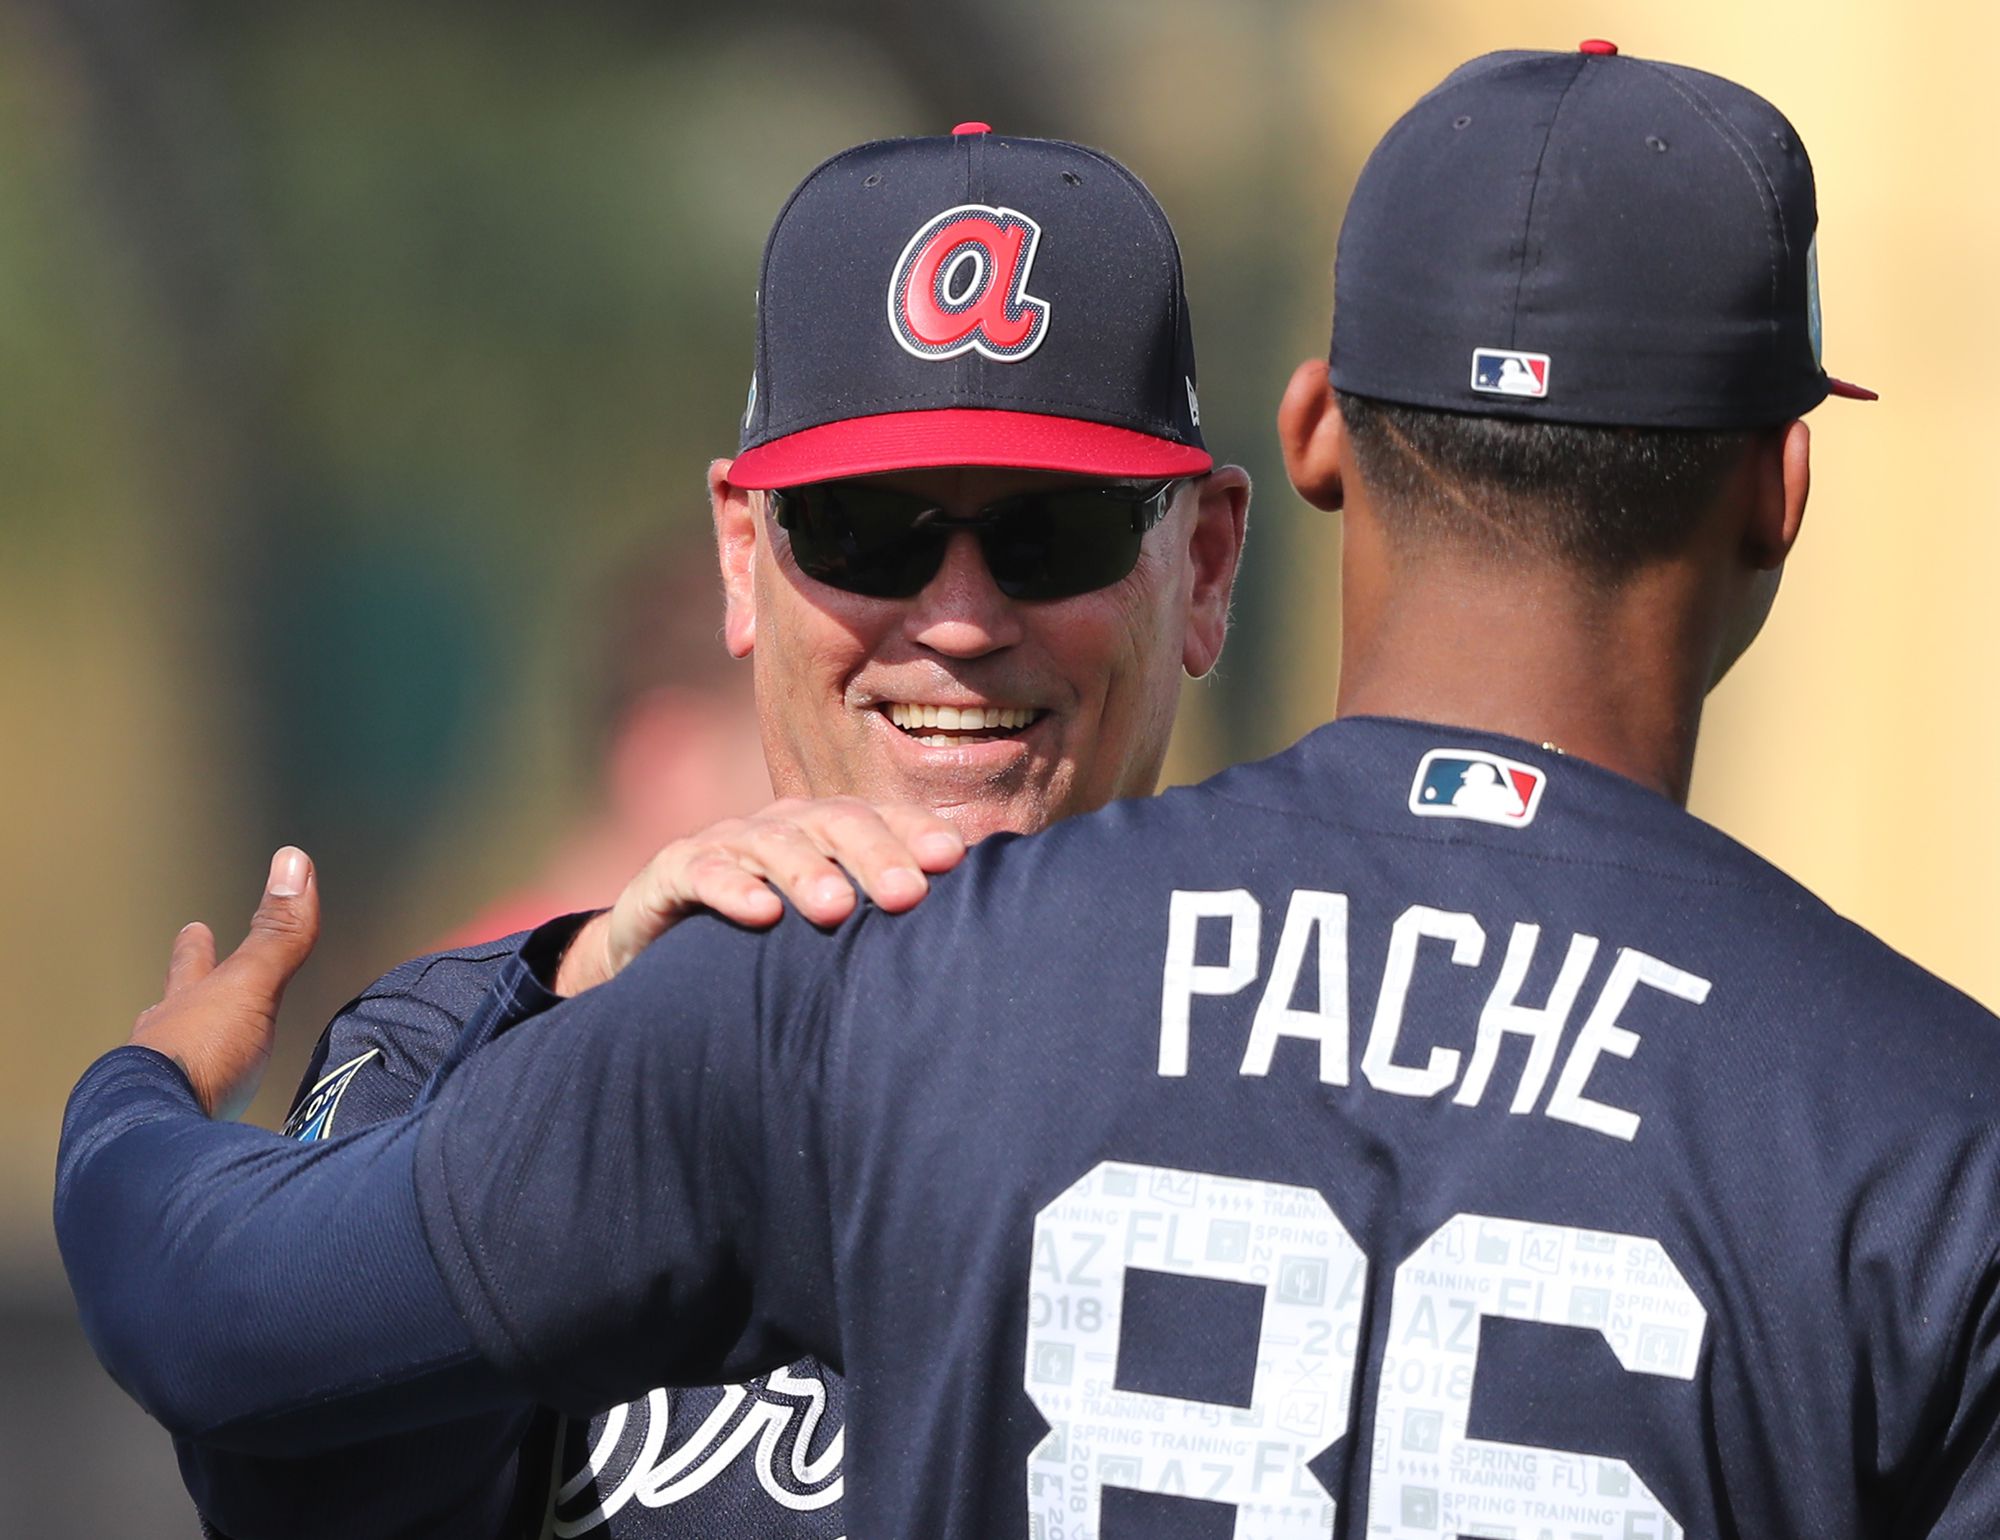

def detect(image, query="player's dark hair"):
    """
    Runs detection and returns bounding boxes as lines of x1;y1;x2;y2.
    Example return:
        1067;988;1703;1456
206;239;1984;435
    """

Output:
1335;391;1760;580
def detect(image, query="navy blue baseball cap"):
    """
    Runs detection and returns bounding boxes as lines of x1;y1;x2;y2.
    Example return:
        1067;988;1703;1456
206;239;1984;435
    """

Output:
1330;42;1876;429
730;125;1212;490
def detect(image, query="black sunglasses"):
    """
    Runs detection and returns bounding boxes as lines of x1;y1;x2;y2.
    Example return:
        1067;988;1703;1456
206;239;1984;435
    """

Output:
767;477;1186;601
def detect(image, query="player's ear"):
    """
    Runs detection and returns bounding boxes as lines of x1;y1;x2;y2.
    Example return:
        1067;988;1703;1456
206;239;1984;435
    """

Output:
1181;465;1251;678
711;459;759;658
1744;419;1810;571
1278;358;1347;512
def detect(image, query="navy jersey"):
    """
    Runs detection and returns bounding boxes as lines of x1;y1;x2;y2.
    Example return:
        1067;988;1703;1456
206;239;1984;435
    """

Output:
182;937;847;1540
58;716;2000;1539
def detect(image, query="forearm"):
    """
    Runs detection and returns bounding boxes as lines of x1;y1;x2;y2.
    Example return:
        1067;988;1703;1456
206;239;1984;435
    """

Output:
56;1047;524;1454
180;957;545;1539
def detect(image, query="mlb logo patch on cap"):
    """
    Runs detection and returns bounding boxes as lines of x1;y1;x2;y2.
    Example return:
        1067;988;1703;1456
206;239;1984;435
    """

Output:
1409;748;1547;828
1471;348;1549;399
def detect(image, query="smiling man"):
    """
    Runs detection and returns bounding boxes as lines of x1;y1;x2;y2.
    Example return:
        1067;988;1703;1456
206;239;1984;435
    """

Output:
128;126;1248;1540
718;466;1202;837
711;127;1238;843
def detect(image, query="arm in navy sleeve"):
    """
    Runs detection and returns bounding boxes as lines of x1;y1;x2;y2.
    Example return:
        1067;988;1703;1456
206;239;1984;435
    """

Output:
55;906;845;1452
407;905;848;1407
176;925;586;1539
56;1048;519;1454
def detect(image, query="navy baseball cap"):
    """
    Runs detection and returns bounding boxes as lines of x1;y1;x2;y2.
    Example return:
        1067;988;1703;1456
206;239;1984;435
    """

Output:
1330;42;1876;429
730;125;1212;490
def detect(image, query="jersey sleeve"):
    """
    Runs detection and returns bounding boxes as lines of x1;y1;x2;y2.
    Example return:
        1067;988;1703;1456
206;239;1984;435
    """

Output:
55;907;848;1456
55;1048;518;1455
1898;1234;2000;1536
283;930;550;1136
412;906;850;1410
180;940;558;1540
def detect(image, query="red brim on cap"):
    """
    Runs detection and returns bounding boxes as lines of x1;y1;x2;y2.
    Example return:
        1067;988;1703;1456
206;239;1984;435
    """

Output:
1827;376;1879;401
728;408;1213;490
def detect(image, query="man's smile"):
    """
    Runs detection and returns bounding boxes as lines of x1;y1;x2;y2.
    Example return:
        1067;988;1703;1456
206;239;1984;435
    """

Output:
881;701;1045;746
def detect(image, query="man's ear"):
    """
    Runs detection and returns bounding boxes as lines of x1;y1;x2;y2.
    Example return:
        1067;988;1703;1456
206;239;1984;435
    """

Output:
710;458;759;658
1746;419;1811;571
1278;357;1348;512
1182;465;1251;678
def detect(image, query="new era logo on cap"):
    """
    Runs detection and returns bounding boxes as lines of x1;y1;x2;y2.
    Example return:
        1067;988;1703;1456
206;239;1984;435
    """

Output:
1409;748;1547;827
1471;348;1549;398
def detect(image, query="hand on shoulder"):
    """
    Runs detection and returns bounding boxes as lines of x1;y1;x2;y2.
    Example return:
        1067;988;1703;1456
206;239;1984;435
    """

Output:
555;798;966;995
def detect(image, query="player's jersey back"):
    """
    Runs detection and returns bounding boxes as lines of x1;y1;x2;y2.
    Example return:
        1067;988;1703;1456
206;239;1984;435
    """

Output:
818;716;2000;1539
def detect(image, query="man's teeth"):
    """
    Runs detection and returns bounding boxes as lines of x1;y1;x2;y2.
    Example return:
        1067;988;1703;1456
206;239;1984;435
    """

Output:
886;703;1037;731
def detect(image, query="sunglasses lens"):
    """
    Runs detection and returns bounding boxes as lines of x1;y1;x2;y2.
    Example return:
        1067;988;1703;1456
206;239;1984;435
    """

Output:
775;479;1173;601
981;487;1155;600
775;484;946;598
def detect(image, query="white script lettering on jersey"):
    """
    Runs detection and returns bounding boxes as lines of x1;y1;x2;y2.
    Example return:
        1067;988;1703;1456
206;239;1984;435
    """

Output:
1157;891;1710;1142
541;1368;842;1537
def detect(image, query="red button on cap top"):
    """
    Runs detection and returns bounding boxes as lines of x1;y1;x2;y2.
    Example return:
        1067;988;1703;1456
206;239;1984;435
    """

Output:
952;121;993;136
1579;39;1618;55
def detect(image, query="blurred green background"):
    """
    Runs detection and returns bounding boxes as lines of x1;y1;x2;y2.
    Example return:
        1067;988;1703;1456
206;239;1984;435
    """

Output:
4;1;1992;1530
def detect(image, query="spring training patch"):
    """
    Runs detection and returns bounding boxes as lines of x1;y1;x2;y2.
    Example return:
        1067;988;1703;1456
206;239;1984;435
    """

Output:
1408;748;1547;828
283;1049;381;1142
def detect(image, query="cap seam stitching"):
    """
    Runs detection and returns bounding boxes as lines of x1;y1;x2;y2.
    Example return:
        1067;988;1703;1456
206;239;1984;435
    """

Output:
1067;145;1187;374
960;132;978;399
1646;64;1788;320
1509;55;1591;349
749;141;898;448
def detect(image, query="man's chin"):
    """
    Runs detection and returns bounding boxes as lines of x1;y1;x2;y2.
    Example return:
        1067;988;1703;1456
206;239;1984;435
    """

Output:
893;769;1068;844
938;798;1059;844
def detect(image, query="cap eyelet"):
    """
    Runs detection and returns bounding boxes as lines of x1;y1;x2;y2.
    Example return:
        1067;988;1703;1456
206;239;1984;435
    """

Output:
1061;170;1083;186
1646;134;1669;153
863;173;882;187
1453;115;1473;130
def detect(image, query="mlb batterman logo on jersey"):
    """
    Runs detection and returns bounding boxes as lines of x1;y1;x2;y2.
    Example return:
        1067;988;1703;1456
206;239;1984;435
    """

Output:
1471;347;1550;398
888;204;1050;363
1409;747;1547;827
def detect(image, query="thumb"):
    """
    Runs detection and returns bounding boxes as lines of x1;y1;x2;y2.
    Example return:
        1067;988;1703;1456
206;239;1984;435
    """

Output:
229;846;321;1009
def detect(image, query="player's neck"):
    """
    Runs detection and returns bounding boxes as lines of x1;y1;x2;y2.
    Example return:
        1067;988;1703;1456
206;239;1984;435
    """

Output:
1334;529;1716;806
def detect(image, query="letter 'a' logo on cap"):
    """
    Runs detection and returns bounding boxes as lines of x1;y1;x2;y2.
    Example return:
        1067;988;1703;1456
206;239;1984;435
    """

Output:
888;204;1050;363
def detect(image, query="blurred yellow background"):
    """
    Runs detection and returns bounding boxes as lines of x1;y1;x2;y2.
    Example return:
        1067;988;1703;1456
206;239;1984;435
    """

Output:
0;1;1988;1529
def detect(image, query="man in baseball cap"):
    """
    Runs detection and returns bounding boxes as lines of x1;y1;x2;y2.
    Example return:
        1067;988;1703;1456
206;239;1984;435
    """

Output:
548;123;1250;998
708;123;1241;853
111;127;1248;1540
77;47;2000;1540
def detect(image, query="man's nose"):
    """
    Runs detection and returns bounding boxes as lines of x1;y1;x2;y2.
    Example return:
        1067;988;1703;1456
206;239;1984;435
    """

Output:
901;531;1025;657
